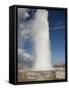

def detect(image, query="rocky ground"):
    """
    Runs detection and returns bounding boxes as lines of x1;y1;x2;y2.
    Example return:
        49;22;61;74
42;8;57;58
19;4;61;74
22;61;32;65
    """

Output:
18;65;65;82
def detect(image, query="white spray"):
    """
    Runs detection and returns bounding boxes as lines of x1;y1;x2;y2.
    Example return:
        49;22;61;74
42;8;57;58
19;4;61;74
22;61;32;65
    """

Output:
31;9;54;71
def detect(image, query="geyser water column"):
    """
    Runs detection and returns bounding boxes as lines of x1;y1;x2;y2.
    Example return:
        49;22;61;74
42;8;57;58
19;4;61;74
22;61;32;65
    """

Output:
32;9;54;71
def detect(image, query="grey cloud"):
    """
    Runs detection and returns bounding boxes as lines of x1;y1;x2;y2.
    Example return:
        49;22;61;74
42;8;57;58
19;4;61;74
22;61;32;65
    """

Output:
18;48;34;70
18;8;34;48
18;8;30;22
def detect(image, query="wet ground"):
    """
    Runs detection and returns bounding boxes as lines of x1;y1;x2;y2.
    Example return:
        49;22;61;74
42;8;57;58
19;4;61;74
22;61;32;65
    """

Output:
18;66;65;82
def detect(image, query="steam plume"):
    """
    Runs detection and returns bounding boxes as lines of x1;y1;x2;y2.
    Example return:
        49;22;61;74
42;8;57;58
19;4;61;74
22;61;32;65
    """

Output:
31;10;54;71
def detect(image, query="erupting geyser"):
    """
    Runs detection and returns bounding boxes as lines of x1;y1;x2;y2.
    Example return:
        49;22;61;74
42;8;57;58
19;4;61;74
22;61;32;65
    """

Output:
32;9;54;71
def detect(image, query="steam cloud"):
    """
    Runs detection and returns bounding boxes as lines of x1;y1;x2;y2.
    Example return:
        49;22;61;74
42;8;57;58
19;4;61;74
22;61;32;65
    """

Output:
31;9;54;71
18;8;54;71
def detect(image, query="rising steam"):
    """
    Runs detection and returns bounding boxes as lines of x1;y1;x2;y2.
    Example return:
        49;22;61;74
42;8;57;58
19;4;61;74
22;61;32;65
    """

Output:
31;9;54;71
